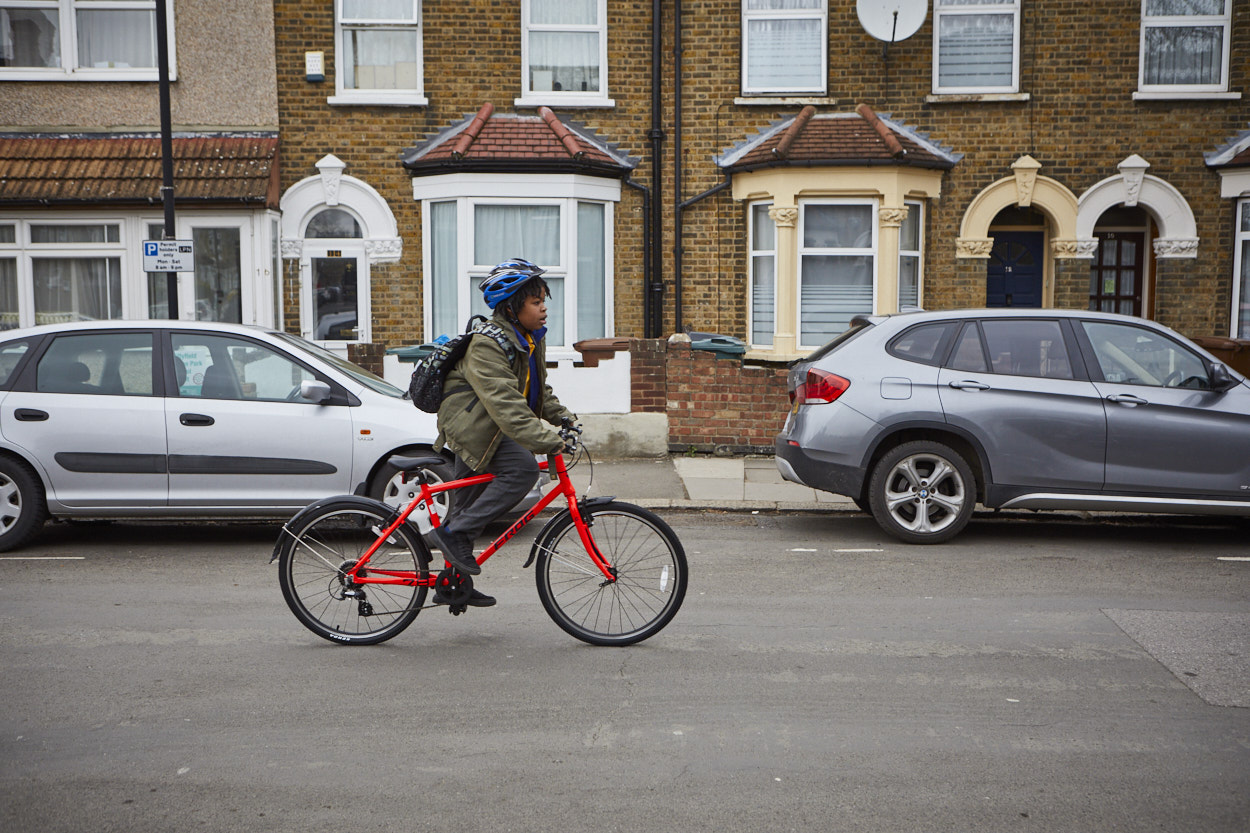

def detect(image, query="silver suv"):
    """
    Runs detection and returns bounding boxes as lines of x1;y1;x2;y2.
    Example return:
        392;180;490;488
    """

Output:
776;309;1250;543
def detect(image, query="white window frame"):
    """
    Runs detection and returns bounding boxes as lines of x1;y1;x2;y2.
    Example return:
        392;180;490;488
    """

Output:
899;200;924;310
330;0;426;107
1137;0;1232;97
516;0;611;108
932;0;1021;95
1234;198;1250;339
747;201;776;348
740;0;827;97
417;174;618;355
797;198;878;351
0;0;176;81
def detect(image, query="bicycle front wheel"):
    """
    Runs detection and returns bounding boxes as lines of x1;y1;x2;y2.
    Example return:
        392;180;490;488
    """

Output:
277;498;430;645
533;502;687;646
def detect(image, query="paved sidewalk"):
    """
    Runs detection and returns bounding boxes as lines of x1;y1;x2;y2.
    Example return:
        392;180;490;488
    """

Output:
559;454;856;512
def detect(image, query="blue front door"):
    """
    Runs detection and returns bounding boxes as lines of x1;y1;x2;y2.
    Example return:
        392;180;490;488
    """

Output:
986;231;1044;308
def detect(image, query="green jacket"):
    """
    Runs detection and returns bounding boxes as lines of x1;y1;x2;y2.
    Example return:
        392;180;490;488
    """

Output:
435;310;574;471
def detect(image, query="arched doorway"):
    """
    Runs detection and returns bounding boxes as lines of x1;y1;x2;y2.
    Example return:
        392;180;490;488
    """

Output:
986;207;1046;308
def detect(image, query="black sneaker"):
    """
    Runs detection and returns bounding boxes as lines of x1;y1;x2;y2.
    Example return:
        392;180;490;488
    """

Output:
433;587;496;607
432;526;481;575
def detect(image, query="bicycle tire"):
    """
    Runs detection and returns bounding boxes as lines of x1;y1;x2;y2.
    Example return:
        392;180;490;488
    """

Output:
532;501;687;646
277;497;431;645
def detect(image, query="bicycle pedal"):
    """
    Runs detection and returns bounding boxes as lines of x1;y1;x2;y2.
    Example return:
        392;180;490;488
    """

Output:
449;604;467;616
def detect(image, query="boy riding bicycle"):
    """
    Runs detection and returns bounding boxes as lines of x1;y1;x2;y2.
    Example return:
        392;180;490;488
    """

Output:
431;258;577;607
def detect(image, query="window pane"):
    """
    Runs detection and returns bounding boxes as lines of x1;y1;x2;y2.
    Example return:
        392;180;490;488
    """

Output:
938;13;1014;88
1241;201;1250;232
576;202;605;341
344;28;420;89
312;257;357;340
899;255;920;308
745;19;823;90
752;255;775;346
800;255;873;344
38;332;153;396
752;204;775;250
1239;239;1250;339
803;205;872;249
473;205;560;266
0;338;30;385
430;201;458;339
0;258;16;329
342;0;417;21
1145;0;1225;15
529;31;599;93
1143;26;1222;86
0;8;61;68
33;258;122;322
981;320;1073;379
532;0;597;25
31;224;119;244
193;227;242;323
890;323;952;364
1081;322;1207;388
949;322;988;372
900;206;920;250
76;9;155;69
0;225;14;244
305;208;362;238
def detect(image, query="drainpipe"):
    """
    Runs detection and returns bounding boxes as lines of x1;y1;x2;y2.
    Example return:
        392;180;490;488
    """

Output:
624;177;652;338
672;0;683;334
645;0;665;339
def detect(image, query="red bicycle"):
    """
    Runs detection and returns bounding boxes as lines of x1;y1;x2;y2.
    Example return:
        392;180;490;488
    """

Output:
273;427;687;646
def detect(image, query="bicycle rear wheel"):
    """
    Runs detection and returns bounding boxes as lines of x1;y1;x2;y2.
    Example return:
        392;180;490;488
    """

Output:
533;502;687;646
277;498;430;645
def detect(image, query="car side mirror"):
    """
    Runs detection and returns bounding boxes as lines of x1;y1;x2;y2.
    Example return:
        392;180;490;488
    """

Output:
1208;363;1240;393
299;379;333;404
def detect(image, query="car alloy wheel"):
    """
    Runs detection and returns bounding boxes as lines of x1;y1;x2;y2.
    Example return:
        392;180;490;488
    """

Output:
868;440;975;544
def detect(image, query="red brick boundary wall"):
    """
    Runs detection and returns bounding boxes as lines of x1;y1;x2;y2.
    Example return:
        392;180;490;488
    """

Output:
627;339;790;455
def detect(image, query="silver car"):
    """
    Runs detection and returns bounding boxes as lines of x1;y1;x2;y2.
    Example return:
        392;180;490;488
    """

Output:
776;308;1250;543
0;320;455;550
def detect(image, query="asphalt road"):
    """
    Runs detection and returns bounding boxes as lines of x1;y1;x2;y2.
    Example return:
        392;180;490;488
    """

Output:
1;510;1247;833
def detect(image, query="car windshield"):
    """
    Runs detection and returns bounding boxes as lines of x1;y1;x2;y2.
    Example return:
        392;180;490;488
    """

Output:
270;332;404;398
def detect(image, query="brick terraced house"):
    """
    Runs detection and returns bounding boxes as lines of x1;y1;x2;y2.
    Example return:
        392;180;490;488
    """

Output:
3;3;1245;454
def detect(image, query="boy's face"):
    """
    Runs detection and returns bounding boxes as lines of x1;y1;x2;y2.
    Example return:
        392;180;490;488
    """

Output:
515;292;547;332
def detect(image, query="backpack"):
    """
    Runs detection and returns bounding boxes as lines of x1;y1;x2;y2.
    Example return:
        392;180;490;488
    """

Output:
408;315;516;413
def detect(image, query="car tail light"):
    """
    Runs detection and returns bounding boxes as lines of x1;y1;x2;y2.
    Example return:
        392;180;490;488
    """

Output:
789;368;850;406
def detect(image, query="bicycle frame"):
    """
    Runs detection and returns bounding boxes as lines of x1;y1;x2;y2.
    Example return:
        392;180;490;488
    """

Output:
343;453;613;589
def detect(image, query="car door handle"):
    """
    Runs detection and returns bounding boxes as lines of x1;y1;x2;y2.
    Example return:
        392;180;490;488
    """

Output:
948;380;991;391
14;408;48;421
1107;394;1149;406
179;413;215;426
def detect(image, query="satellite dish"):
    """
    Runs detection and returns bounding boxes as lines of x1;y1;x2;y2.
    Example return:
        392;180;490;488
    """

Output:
857;0;927;43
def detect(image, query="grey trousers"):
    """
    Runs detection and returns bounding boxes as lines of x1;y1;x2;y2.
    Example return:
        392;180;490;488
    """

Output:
443;436;539;541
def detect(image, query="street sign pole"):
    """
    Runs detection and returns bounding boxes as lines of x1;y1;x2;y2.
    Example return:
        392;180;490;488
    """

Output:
155;0;178;318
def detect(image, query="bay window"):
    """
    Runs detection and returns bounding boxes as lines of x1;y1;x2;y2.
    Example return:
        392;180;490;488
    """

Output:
1138;0;1231;95
520;0;609;106
0;0;171;81
933;0;1020;94
741;0;827;96
333;0;424;105
424;194;613;351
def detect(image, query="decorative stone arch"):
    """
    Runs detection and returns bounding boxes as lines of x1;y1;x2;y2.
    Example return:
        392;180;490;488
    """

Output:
956;155;1085;258
279;154;402;262
1077;155;1198;259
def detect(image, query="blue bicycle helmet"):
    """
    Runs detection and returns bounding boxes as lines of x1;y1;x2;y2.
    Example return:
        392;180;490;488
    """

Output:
479;258;546;309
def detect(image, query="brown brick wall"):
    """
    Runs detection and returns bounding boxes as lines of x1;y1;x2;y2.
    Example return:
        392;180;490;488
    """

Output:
662;342;789;454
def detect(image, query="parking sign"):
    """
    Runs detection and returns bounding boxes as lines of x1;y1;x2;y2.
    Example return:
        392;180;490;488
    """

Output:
142;239;195;272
